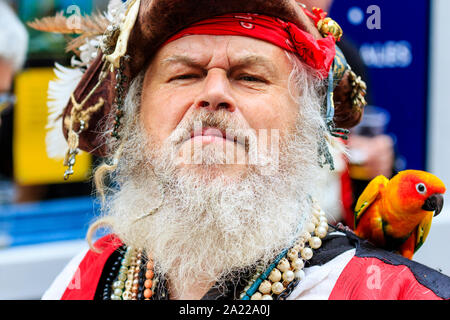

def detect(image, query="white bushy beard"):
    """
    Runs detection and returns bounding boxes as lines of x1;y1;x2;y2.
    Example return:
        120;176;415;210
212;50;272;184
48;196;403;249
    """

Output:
102;65;327;298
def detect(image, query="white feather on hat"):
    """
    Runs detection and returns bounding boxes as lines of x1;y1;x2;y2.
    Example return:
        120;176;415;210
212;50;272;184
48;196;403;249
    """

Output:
46;63;84;159
41;0;127;159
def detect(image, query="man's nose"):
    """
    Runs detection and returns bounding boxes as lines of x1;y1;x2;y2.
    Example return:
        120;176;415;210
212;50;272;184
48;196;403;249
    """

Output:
194;69;236;112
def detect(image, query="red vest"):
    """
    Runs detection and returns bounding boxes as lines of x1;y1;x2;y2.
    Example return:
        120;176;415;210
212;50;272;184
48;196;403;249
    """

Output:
61;233;448;300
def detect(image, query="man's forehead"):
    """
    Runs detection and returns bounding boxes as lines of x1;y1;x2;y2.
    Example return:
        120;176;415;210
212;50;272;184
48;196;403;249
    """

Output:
155;35;288;70
161;53;277;69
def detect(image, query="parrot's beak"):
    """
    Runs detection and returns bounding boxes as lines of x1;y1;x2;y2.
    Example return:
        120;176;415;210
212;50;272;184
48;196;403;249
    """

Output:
422;194;444;217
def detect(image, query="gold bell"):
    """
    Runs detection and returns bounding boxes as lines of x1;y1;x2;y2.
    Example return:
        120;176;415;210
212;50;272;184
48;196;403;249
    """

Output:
317;17;343;42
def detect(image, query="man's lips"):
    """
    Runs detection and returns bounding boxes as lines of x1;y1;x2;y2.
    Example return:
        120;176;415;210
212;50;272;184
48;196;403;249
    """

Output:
184;127;239;144
192;127;226;139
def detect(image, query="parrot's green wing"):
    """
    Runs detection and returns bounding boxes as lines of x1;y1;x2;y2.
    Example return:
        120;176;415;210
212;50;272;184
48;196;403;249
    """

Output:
354;175;389;228
414;212;433;253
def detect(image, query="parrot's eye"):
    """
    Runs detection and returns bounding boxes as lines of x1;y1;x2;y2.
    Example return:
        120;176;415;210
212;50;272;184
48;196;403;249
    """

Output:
416;183;427;194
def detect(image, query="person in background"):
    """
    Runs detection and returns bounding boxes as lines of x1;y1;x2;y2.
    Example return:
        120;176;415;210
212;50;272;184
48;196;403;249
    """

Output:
0;0;29;202
0;1;93;203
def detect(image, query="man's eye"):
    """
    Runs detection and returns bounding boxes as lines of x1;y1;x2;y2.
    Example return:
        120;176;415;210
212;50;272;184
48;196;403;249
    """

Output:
170;74;200;81
238;75;264;83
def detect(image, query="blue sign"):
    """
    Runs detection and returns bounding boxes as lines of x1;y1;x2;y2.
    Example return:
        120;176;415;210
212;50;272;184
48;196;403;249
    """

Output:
0;196;100;247
330;0;430;170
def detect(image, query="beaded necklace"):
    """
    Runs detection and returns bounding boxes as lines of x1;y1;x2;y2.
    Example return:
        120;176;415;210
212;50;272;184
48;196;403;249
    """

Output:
103;199;328;300
239;199;328;300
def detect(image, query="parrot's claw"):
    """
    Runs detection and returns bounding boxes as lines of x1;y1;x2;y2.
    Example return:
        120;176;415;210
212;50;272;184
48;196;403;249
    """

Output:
334;222;356;236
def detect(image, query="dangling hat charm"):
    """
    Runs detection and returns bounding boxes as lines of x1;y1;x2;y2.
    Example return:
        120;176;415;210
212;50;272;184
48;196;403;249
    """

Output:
317;17;343;42
305;7;343;42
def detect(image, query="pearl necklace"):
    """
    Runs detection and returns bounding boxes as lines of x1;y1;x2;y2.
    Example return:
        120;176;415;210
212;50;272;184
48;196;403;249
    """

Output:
107;199;328;300
239;199;328;300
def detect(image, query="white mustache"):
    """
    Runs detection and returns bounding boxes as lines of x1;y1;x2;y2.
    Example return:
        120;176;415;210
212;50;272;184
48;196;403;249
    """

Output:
167;110;257;153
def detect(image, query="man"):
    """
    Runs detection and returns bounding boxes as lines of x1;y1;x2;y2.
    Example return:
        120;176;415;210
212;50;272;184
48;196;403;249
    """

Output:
37;0;449;300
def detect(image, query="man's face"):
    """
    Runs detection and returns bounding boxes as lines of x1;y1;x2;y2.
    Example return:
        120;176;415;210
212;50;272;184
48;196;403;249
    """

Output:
106;35;325;294
140;35;299;179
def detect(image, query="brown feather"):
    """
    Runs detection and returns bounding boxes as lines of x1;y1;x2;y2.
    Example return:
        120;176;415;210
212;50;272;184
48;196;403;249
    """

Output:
83;13;110;34
28;11;110;55
66;35;93;54
28;12;84;34
28;11;109;35
66;37;85;54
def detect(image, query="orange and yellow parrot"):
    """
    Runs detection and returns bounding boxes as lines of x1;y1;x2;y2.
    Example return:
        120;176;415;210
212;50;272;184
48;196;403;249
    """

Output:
354;170;446;260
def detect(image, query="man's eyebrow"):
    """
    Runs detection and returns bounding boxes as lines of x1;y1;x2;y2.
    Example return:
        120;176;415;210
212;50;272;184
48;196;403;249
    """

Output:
161;55;202;68
230;55;277;76
161;54;278;77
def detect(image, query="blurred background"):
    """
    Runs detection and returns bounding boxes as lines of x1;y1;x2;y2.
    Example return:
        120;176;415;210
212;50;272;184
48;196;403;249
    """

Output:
0;0;449;299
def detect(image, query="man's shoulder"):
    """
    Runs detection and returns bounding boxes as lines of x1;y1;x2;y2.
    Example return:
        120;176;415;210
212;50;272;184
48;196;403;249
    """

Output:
91;234;124;253
325;230;450;300
44;234;123;300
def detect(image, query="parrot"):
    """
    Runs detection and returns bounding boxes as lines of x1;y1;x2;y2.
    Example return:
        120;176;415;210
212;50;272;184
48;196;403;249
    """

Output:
353;170;446;260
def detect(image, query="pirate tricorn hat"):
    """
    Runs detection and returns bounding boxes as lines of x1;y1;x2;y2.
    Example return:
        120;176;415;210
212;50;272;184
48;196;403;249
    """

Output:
29;0;367;179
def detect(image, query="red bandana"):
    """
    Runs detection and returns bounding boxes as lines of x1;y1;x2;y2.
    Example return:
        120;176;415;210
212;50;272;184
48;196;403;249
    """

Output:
164;13;336;78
